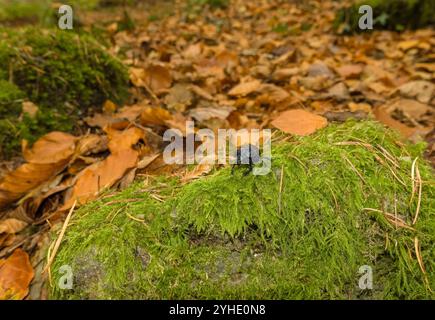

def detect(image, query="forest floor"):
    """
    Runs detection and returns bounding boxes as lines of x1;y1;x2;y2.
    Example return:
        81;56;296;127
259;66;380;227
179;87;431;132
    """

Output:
0;0;434;299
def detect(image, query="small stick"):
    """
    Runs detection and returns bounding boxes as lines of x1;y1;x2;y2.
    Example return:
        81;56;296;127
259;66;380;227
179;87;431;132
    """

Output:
43;200;77;275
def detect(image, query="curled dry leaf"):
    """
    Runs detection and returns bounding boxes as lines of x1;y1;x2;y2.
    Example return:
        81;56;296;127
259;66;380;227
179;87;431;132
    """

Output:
397;81;434;104
129;65;172;93
0;248;34;300
23;132;77;164
0;132;77;209
0;163;68;209
75;134;108;156
373;106;416;138
140;106;173;126
189;106;234;122
0;219;28;235
61;127;145;210
228;79;262;96
105;126;145;153
61;149;139;210
335;64;363;79
271;109;328;136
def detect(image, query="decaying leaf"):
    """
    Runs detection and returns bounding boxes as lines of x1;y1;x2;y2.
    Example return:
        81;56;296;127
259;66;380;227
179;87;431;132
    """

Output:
228;79;262;96
140;106;173;126
397;81;434;104
129;65;172;93
373;106;416;138
271;109;328;136
23;132;77;165
0;248;34;300
0;219;28;235
61;149;139;210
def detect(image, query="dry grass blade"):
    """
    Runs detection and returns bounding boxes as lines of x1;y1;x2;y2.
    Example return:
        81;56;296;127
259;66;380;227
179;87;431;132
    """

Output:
363;208;415;231
43;200;77;275
342;154;367;185
410;157;418;204
412;164;422;225
414;237;426;274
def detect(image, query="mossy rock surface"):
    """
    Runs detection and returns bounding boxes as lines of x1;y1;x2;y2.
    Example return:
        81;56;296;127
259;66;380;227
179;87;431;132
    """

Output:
51;121;435;299
334;0;435;33
0;28;129;158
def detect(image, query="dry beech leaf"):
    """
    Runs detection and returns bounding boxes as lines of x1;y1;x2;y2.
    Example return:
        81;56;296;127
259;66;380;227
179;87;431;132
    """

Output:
75;134;108;156
140;106;173;126
129;65;172;93
335;64;363;79
189;106;234;122
397;81;434;104
0;162;68;209
23;132;77;164
0;219;28;235
228;79;262;96
373;106;416;138
61;149;139;210
256;84;290;104
105;127;145;153
271;109;328;136
0;248;34;300
0;132;77;208
385;99;431;119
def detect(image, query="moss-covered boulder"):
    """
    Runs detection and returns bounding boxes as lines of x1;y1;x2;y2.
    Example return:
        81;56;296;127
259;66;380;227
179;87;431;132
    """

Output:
334;0;435;33
50;121;435;299
0;28;129;158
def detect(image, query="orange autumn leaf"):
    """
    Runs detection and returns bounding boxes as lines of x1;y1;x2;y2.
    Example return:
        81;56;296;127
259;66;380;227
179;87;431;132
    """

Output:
373;106;416;138
271;109;328;136
0;249;34;300
140;106;173;126
129;65;172;93
61;149;139;210
228;79;262;96
0;132;77;209
0;162;68;209
105;126;145;153
0;219;28;235
23;132;77;164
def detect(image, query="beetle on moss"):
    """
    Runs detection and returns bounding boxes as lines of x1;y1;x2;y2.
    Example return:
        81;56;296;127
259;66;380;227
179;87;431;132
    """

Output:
231;144;262;176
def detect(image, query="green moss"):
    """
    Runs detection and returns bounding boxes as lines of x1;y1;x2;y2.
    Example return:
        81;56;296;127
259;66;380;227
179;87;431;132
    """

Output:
0;28;129;158
50;121;435;299
334;0;435;33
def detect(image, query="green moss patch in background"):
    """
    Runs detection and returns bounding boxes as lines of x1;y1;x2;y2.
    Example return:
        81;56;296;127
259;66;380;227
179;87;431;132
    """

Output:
0;28;129;158
334;0;435;33
50;121;435;299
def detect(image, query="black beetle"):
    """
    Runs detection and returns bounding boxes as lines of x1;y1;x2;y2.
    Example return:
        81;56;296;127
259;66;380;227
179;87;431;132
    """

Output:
231;144;261;176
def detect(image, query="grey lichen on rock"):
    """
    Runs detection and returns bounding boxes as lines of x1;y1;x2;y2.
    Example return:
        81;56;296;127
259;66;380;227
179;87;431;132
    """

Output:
50;120;435;299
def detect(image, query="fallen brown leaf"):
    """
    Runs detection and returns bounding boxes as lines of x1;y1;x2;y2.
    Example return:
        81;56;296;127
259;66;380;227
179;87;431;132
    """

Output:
271;109;328;136
0;219;28;235
0;248;34;300
228;79;262;96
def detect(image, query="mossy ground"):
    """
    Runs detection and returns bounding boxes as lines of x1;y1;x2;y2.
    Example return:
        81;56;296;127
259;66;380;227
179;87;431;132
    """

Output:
334;0;435;33
50;121;435;299
0;28;129;158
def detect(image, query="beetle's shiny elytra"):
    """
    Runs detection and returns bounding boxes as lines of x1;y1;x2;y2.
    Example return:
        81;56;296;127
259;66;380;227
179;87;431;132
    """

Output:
232;144;261;176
